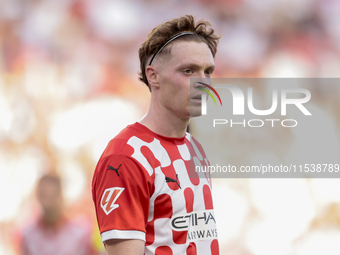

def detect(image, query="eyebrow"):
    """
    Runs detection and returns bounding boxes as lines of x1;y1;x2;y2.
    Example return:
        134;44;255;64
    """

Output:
178;63;215;70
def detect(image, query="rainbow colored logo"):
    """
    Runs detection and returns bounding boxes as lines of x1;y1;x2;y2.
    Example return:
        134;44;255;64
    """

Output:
197;82;223;106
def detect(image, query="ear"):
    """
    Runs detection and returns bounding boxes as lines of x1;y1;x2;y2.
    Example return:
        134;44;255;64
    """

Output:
145;65;160;89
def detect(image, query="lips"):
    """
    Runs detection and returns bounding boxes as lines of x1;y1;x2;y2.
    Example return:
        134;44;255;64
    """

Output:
191;94;203;100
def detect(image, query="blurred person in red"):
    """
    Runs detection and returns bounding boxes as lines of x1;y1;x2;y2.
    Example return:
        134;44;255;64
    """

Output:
21;174;98;255
92;15;220;255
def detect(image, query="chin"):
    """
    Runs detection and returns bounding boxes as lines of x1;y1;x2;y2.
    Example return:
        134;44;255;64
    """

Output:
189;102;202;117
189;109;202;118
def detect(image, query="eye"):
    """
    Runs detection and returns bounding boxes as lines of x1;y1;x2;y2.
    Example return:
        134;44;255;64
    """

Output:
205;69;214;76
183;69;194;74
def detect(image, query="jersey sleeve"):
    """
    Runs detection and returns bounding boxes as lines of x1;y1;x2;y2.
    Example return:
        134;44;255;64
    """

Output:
92;154;154;243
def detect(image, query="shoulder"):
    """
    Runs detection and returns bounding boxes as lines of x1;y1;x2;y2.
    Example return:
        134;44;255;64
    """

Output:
22;221;40;239
99;122;157;162
92;123;157;187
186;132;205;152
186;132;210;162
61;219;92;240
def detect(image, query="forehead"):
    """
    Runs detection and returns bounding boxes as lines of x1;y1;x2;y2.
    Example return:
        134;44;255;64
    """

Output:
166;41;214;66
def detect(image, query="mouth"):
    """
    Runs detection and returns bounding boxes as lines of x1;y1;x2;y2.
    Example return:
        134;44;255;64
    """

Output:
191;97;202;104
191;94;203;100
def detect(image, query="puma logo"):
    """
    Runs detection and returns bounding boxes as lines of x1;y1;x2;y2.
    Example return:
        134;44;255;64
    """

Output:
108;164;122;176
165;174;181;189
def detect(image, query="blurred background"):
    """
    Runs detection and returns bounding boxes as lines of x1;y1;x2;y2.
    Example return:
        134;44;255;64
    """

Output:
1;0;340;254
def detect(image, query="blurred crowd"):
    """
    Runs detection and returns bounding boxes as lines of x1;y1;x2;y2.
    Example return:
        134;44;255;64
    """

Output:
0;0;340;254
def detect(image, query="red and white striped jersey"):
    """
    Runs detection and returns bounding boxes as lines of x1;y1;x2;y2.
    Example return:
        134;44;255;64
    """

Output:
92;122;219;255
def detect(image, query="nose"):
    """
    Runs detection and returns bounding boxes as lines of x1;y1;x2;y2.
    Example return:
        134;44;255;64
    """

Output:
193;78;212;90
194;81;206;89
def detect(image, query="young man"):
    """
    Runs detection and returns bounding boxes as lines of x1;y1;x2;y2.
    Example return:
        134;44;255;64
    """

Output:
21;175;96;255
92;15;220;255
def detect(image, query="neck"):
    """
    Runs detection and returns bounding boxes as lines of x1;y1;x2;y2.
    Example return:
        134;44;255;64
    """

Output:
140;100;189;137
42;210;62;229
